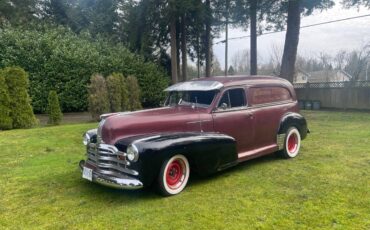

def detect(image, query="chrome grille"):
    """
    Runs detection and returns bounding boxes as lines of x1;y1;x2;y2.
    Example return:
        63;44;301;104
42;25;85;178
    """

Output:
87;143;138;177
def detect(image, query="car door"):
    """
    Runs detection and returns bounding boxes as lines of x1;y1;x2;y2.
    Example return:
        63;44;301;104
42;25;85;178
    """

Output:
212;87;255;153
248;86;295;149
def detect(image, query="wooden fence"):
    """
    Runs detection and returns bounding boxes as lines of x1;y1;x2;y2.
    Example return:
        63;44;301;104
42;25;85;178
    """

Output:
294;81;370;110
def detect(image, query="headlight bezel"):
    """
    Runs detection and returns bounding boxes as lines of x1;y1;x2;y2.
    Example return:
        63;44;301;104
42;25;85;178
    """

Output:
83;133;91;146
97;119;106;143
126;144;139;162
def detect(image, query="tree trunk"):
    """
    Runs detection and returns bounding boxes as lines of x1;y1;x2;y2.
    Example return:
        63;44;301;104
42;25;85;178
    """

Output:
225;0;229;76
205;0;211;77
170;18;178;84
176;21;181;81
280;0;301;83
181;14;187;81
197;34;201;78
250;0;257;75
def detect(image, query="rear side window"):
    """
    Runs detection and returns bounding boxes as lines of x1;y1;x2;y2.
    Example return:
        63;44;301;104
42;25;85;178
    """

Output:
218;88;246;109
250;87;292;105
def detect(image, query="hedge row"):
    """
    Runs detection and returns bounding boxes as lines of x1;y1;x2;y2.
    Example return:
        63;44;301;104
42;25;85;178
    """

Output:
0;25;169;113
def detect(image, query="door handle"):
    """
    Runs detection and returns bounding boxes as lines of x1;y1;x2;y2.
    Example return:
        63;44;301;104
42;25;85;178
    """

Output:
246;113;254;119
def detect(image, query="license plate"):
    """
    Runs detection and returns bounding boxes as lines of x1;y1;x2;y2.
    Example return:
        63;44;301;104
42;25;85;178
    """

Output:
82;167;93;181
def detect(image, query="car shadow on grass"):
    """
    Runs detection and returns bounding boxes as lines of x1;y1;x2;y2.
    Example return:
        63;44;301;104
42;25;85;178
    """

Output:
188;152;283;187
71;171;159;202
66;153;285;202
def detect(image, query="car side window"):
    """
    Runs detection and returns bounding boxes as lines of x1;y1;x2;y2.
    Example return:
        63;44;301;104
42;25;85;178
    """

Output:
250;87;292;105
218;88;246;109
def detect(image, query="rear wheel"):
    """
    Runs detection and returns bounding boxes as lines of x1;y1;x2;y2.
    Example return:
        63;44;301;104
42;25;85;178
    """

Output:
280;127;301;158
158;154;190;196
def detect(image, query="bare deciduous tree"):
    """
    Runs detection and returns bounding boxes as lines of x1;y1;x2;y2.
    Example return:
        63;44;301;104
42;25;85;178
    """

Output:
231;49;250;74
344;46;370;80
334;50;348;70
270;43;283;74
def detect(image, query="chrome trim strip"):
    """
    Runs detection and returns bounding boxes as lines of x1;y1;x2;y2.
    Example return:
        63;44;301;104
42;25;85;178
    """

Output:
132;135;161;144
95;176;143;190
187;120;213;124
212;106;249;113
96;155;130;166
97;164;138;176
250;101;295;109
98;144;120;154
96;168;138;177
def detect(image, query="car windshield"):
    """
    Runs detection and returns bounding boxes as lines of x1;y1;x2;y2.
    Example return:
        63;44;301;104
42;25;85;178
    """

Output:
165;90;217;108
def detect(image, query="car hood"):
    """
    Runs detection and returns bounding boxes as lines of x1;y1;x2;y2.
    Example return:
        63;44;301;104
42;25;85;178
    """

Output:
101;106;213;144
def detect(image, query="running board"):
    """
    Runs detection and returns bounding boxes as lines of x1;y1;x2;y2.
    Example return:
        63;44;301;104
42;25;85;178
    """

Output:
237;144;279;163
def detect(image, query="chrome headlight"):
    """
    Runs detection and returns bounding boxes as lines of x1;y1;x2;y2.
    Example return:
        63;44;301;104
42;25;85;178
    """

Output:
126;144;139;162
83;133;91;146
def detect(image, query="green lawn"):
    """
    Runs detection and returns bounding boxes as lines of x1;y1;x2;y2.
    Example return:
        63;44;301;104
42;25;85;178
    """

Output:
0;111;369;229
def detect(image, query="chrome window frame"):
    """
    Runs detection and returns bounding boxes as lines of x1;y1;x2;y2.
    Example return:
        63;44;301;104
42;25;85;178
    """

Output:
213;86;248;113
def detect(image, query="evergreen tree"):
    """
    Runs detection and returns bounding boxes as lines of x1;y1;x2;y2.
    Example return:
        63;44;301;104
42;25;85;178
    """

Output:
106;73;123;112
88;74;110;121
47;90;63;125
2;67;37;129
0;0;39;26
121;76;130;111
126;76;142;111
342;0;370;8
228;66;235;75
0;73;12;130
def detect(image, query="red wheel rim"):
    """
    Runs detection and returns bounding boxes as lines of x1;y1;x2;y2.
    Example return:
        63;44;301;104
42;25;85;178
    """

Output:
288;133;298;153
166;160;184;189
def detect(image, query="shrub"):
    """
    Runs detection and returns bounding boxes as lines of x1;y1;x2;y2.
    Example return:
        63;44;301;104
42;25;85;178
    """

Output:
0;73;12;130
106;73;123;112
47;90;63;125
0;25;169;112
2;67;37;129
121;76;129;111
126;76;142;111
88;74;110;121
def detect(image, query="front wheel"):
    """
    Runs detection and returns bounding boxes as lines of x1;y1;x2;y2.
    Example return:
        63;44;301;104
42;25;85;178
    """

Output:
280;127;301;159
158;154;190;196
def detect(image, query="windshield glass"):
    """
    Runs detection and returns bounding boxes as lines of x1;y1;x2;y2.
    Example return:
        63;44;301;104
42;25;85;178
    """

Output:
165;90;217;108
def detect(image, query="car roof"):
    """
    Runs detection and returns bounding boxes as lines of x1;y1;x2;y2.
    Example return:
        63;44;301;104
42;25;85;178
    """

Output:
164;75;293;92
193;75;291;87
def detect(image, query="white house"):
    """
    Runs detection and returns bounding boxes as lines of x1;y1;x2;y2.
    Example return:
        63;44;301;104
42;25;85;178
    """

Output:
294;69;352;83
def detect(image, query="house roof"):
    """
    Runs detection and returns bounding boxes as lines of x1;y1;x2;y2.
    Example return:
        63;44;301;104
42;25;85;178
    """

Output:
301;70;353;83
297;68;310;77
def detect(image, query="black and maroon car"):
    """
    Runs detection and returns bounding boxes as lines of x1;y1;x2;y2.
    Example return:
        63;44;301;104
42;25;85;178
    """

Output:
79;76;309;196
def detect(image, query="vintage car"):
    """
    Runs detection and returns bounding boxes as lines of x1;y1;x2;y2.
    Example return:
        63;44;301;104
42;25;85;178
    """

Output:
79;76;308;196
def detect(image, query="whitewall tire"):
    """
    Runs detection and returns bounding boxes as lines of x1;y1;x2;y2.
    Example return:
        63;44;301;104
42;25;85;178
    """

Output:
281;127;301;158
158;154;190;196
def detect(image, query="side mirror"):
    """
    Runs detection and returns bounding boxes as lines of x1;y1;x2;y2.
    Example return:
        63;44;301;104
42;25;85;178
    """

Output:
220;103;228;110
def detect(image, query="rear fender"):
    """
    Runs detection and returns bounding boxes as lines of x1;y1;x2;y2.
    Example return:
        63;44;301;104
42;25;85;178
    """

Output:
278;112;308;140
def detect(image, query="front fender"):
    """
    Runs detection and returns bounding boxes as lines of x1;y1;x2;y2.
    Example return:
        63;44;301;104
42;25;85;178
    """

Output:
115;132;238;186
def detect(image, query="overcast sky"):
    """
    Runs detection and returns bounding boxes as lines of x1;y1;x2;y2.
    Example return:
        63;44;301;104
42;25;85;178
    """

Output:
212;1;370;69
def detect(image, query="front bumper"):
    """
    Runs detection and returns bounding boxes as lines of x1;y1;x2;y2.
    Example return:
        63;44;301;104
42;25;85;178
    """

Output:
79;160;143;190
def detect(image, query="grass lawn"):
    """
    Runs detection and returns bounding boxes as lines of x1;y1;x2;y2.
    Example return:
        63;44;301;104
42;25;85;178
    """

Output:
0;111;369;229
